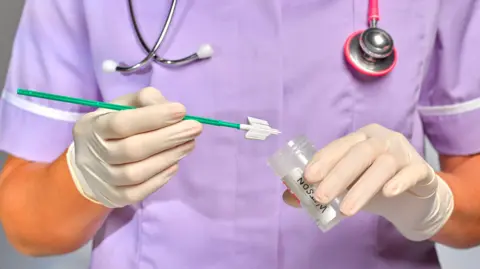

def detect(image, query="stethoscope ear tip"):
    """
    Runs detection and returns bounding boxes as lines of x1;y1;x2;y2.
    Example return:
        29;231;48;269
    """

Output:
196;44;214;59
102;60;119;73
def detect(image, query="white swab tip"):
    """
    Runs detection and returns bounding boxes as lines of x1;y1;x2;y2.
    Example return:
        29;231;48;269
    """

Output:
270;129;281;135
244;130;280;140
197;44;214;59
241;116;281;140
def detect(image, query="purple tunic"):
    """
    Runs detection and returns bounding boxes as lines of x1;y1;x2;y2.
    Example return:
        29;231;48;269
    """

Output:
1;0;480;268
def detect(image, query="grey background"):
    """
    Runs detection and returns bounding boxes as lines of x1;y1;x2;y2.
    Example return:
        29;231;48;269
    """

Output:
0;1;477;268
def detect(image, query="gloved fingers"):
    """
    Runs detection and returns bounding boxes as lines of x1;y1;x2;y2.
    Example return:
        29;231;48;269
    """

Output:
339;153;398;216
360;124;416;165
92;87;167;117
103;120;202;165
130;87;168;106
118;164;180;205
383;163;437;198
313;137;387;204
109;140;195;186
93;163;180;208
93;102;186;139
113;87;167;107
304;132;367;184
357;123;392;139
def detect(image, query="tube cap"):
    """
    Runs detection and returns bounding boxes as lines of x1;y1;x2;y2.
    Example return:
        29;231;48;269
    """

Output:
268;135;316;178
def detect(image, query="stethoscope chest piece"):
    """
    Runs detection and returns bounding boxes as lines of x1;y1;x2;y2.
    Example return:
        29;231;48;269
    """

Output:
344;28;397;77
343;0;397;77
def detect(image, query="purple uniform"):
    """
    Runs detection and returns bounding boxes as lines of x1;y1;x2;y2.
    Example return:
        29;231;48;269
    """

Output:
1;1;480;268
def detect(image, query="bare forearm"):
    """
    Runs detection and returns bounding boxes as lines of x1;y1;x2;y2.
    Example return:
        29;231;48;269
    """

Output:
431;155;480;248
0;153;111;256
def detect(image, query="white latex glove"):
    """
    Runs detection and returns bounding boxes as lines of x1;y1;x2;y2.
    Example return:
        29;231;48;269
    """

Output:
67;87;202;208
291;124;454;241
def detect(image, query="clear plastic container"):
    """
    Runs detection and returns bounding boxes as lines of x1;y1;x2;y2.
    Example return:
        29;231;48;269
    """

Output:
268;135;343;232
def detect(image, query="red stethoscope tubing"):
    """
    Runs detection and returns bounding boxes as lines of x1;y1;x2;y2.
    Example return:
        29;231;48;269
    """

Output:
368;0;380;22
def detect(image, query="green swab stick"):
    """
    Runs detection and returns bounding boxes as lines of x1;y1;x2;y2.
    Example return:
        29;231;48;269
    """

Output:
17;89;280;140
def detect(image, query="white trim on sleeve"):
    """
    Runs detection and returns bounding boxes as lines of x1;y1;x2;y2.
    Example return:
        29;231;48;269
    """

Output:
1;90;84;122
418;97;480;116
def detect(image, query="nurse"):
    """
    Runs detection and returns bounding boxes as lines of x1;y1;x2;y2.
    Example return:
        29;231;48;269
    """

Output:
1;1;480;268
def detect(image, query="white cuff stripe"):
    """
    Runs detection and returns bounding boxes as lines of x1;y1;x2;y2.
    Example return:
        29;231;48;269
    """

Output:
1;90;84;122
418;97;480;116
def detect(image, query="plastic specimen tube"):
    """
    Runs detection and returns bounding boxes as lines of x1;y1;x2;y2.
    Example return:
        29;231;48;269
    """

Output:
267;135;343;232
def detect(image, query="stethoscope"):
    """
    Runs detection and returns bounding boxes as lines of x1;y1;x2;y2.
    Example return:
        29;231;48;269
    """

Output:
102;0;214;73
103;0;396;77
344;0;397;76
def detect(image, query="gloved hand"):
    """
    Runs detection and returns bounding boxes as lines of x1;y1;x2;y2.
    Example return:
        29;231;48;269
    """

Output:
283;124;454;241
67;87;202;208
